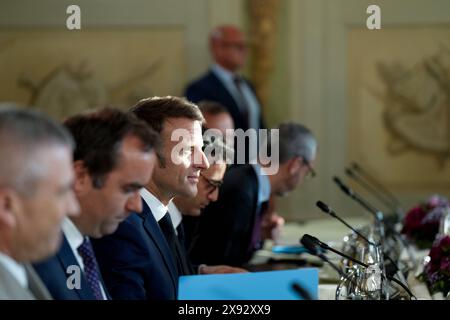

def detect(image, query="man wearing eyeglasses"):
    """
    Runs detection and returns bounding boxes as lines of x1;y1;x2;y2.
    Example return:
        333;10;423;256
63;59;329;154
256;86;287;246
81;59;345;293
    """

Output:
168;136;246;275
189;122;318;267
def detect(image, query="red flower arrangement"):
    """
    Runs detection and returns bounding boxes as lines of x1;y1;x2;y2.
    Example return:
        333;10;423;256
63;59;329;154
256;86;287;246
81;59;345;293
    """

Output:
422;234;450;296
401;195;449;249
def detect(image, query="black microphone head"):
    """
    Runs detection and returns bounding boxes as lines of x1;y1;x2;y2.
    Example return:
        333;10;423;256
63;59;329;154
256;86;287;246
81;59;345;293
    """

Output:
300;234;319;255
316;201;334;216
333;176;353;196
292;282;313;300
333;176;343;186
345;167;354;177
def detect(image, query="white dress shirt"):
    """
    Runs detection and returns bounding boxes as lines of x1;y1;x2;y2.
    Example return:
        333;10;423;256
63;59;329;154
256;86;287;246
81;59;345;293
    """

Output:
140;188;169;222
168;202;183;236
0;251;28;288
62;218;107;300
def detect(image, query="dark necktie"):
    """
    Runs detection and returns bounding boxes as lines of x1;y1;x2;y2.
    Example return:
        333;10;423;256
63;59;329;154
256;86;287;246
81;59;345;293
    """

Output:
176;223;195;275
77;238;104;300
158;212;193;275
233;76;251;129
249;200;269;254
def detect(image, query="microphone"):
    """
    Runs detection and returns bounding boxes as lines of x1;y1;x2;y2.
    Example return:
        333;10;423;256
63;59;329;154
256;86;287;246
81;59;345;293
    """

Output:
316;201;377;246
291;282;313;300
301;234;369;268
300;234;345;277
345;167;397;212
300;234;415;299
316;200;401;276
351;162;401;207
333;176;382;221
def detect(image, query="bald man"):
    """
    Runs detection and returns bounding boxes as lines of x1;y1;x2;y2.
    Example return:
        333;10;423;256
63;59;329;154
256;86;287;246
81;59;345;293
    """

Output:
185;25;265;133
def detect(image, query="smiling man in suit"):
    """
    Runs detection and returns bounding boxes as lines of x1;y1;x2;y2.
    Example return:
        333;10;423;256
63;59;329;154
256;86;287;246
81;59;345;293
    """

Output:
0;106;79;300
92;96;209;300
33;108;158;300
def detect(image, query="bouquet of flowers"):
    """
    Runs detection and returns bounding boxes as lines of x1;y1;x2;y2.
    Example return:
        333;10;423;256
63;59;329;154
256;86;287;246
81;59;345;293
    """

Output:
422;234;450;297
401;195;449;249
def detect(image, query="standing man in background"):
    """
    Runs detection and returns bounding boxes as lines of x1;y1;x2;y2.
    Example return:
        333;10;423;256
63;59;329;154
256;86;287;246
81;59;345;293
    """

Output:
185;25;265;132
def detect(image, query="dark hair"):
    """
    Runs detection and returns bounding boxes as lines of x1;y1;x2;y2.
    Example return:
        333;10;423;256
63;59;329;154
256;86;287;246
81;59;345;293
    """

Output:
64;108;159;188
130;96;204;134
130;96;204;167
0;105;74;194
197;100;229;116
202;133;233;164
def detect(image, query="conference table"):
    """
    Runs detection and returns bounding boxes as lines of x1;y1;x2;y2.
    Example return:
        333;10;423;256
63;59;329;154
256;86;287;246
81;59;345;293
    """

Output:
250;217;434;300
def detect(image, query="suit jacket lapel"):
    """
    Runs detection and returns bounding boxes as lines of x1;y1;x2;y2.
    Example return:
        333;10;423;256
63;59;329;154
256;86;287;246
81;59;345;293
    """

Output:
208;71;247;130
24;264;52;300
139;199;179;292
0;262;35;299
57;236;95;300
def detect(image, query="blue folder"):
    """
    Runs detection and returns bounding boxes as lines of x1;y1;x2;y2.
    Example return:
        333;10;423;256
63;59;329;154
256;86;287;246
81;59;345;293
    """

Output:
178;268;318;300
271;245;309;254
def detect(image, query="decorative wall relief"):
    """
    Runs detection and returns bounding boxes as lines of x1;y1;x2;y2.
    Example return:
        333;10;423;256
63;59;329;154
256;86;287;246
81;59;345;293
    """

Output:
348;28;450;189
19;60;161;120
376;45;450;167
0;28;185;120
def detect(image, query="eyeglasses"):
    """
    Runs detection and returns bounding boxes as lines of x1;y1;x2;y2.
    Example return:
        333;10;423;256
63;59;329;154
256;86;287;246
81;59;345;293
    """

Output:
200;173;223;192
303;159;317;179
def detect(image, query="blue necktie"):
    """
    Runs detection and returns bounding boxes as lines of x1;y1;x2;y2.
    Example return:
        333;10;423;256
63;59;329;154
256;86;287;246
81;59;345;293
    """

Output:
77;238;104;300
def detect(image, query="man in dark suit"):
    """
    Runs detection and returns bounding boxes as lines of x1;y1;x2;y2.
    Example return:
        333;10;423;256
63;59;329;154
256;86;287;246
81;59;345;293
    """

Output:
33;108;158;300
92;96;208;300
0;106;78;300
185;25;265;132
189;123;318;267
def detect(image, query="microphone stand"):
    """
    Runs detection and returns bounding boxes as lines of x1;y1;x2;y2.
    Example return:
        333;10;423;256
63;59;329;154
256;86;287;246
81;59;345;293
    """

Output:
301;234;416;300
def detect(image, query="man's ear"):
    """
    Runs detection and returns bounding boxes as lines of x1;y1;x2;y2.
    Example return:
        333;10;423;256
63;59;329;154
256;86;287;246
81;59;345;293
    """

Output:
0;188;17;229
287;156;302;175
73;160;90;194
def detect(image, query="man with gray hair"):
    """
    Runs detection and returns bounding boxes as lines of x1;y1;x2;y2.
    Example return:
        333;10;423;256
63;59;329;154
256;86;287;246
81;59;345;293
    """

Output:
189;122;317;267
0;106;80;299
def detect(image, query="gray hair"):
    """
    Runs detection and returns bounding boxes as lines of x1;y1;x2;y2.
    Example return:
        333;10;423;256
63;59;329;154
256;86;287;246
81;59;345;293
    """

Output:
0;103;74;194
268;122;317;164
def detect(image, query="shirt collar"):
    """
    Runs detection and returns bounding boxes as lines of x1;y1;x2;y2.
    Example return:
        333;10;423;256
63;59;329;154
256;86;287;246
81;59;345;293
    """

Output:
62;217;84;252
168;202;183;233
140;188;168;222
251;163;271;204
0;251;28;288
211;63;237;85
